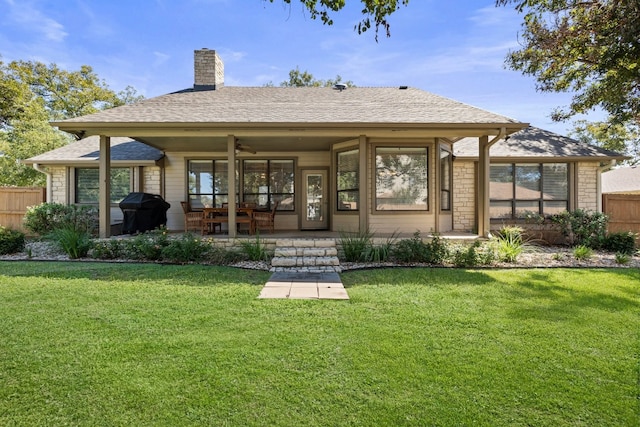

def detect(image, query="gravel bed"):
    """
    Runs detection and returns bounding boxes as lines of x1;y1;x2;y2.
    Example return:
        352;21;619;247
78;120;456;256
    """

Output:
1;240;638;270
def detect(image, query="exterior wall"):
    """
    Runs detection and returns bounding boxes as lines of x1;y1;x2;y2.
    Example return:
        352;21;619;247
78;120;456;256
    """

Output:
143;166;162;194
50;166;67;204
333;215;359;232
365;139;437;236
576;162;599;211
47;165;158;224
451;160;603;234
164;151;331;232
452;160;476;232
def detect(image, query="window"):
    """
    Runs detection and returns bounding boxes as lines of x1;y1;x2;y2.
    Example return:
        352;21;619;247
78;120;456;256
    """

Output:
187;159;294;211
187;160;237;208
490;163;568;219
375;147;428;211
75;168;131;204
440;148;452;211
337;149;359;211
243;160;294;211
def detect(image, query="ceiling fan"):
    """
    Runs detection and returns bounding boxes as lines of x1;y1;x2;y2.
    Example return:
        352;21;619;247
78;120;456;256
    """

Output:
235;140;256;154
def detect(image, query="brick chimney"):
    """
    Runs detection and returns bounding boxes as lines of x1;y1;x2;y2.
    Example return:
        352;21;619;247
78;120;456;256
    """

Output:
194;48;223;91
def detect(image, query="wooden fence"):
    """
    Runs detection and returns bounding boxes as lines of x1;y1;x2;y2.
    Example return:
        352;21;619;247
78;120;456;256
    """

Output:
602;193;640;240
0;187;46;232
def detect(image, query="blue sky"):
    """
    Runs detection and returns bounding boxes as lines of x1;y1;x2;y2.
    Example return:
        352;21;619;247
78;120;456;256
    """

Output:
0;0;602;135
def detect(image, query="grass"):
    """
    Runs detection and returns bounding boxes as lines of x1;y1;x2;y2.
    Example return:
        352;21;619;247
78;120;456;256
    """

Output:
0;262;638;426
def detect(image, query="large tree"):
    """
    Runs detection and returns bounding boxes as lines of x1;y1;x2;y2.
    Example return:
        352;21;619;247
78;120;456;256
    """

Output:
570;120;640;165
279;67;354;87
0;59;142;186
497;0;640;126
265;0;409;39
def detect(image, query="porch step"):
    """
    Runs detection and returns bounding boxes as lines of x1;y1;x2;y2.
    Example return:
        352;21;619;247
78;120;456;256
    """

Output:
270;238;342;273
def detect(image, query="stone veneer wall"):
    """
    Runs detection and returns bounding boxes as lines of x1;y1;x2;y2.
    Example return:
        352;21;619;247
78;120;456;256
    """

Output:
143;166;161;194
49;166;67;203
452;161;476;232
577;162;599;211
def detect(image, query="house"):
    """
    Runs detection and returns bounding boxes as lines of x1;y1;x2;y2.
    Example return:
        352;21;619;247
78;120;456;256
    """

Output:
453;127;625;231
26;136;164;225
27;49;625;238
602;165;640;194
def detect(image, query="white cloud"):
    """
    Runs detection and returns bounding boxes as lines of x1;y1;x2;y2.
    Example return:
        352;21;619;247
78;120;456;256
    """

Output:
153;51;171;67
5;0;68;42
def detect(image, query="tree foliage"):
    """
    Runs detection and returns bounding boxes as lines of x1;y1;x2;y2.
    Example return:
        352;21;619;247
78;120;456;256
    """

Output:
265;0;409;40
279;67;355;87
497;0;640;126
0;58;143;186
570;120;640;165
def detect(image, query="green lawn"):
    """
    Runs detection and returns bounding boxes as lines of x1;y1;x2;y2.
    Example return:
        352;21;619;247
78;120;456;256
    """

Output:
0;262;638;426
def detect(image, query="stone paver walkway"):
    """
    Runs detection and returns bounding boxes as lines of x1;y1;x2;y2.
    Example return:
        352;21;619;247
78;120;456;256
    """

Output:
258;271;349;300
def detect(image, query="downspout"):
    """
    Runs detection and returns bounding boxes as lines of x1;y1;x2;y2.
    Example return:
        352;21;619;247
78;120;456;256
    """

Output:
597;159;616;212
488;127;507;148
32;163;52;202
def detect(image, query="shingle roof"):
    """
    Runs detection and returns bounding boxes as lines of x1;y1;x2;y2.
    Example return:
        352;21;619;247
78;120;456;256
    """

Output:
25;136;164;164
454;126;625;160
55;86;522;126
602;166;640;193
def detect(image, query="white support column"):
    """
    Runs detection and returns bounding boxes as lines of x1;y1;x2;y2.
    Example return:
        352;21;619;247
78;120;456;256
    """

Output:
99;135;111;238
358;135;368;232
477;135;490;237
227;135;237;238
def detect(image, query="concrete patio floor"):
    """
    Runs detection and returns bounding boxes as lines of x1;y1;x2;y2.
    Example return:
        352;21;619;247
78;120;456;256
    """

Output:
258;271;349;300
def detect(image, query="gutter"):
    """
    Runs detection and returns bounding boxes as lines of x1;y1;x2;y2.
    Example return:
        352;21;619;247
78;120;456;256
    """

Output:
32;163;52;203
597;159;617;212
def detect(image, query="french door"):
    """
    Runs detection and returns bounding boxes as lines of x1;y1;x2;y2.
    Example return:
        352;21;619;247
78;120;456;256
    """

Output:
300;169;329;230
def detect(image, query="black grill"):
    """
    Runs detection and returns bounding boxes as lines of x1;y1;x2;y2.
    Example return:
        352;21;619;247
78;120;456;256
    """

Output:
119;192;170;234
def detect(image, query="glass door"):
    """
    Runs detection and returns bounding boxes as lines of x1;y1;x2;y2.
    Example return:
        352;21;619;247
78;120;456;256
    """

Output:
301;169;328;230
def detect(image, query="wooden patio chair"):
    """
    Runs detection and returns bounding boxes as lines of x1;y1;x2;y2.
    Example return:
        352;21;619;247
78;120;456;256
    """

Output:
181;201;203;233
235;209;255;235
253;201;278;233
202;208;225;235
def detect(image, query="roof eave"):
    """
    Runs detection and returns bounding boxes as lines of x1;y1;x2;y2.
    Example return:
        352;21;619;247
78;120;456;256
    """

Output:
454;154;629;162
51;121;529;139
23;159;162;166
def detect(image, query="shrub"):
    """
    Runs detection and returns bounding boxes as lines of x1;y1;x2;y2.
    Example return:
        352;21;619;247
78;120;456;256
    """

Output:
573;245;593;261
614;252;631;265
24;203;98;236
48;226;92;259
392;231;449;264
238;234;271;262
550;209;608;248
122;228;170;260
451;241;495;268
494;226;524;263
424;234;450;265
161;233;211;263
600;231;636;255
392;231;428;263
339;229;374;262
361;233;397;263
90;239;125;260
206;246;245;265
0;227;25;255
